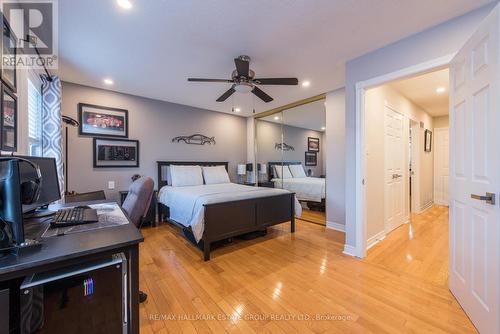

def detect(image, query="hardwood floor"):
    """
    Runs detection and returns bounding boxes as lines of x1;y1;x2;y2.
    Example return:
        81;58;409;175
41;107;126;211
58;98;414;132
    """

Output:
366;205;450;287
138;205;476;333
298;209;326;226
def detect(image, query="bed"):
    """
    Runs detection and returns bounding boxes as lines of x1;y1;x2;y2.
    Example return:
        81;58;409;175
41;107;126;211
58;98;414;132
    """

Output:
268;161;326;211
157;161;300;261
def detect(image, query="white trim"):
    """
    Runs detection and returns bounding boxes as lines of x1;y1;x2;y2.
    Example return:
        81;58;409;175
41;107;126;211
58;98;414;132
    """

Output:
420;201;434;212
326;221;345;232
367;230;386;250
343;244;358;257
353;54;454;258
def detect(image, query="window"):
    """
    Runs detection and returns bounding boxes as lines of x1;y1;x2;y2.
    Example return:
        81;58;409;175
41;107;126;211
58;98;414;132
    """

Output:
28;78;42;156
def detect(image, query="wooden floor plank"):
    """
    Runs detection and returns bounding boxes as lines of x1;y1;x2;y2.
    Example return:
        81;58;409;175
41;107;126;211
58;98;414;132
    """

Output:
138;205;476;333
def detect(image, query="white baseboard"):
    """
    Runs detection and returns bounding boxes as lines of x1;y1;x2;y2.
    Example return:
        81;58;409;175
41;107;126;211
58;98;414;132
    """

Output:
343;244;358;257
419;201;434;213
326;221;345;232
367;230;386;250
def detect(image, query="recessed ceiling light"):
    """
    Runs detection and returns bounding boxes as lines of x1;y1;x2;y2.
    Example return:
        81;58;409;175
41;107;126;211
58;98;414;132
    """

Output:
103;78;114;85
117;0;132;9
436;87;445;93
274;116;280;120
301;81;311;88
321;126;326;131
234;107;241;112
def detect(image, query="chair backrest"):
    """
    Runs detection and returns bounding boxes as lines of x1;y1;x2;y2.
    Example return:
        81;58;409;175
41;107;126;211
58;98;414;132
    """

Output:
122;177;154;227
65;190;106;203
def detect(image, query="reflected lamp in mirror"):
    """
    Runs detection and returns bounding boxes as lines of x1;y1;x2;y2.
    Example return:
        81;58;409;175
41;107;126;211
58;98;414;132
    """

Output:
258;163;267;183
237;164;246;184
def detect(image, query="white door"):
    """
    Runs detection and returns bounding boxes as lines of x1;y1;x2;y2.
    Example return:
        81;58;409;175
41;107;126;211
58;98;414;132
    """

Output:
449;5;500;334
434;128;449;205
384;106;407;233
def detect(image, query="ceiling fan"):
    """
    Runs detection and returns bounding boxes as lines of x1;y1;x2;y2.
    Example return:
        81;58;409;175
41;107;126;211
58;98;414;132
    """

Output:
188;55;298;103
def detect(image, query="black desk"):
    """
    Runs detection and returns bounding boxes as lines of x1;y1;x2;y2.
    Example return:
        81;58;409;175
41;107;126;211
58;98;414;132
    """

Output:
0;200;144;334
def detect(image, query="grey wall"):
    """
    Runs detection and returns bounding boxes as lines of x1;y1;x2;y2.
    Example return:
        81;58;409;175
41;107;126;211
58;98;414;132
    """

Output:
62;82;247;201
343;4;495;249
256;120;324;177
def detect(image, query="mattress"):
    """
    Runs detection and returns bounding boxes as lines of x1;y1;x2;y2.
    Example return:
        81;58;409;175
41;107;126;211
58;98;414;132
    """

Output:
272;177;326;202
158;183;302;242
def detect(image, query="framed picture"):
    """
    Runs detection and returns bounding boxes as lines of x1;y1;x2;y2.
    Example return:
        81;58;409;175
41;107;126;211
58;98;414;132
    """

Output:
93;138;139;168
79;103;128;138
424;129;432;152
1;16;17;93
0;85;17;151
308;137;320;152
305;151;317;166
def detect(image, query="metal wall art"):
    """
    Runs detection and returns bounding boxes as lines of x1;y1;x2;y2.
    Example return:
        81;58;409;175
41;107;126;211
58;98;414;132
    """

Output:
171;134;216;145
275;142;295;151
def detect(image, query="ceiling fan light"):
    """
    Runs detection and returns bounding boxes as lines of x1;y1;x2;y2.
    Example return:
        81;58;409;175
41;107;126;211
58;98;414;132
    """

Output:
234;83;253;94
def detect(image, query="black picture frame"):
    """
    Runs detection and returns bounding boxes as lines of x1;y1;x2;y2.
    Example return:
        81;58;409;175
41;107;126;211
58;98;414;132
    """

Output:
0;85;17;151
93;138;139;168
78;103;129;138
424;129;432;152
305;151;317;166
308;137;320;152
1;16;17;93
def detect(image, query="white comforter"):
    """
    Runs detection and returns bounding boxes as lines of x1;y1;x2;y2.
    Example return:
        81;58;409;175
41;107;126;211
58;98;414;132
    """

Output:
158;183;302;242
272;177;326;202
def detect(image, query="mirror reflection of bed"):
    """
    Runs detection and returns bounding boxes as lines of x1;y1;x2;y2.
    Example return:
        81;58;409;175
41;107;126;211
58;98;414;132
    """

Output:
255;98;326;226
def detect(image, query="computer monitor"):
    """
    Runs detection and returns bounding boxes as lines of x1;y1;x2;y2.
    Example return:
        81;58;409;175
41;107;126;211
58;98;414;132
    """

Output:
17;156;61;215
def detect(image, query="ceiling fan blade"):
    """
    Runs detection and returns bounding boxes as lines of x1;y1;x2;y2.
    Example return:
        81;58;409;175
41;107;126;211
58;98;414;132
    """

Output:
188;78;233;83
216;87;236;102
252;86;273;103
234;58;250;77
253;78;299;85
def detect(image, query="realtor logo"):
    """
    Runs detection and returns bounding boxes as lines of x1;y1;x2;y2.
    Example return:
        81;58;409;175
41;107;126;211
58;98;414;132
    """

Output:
2;0;58;69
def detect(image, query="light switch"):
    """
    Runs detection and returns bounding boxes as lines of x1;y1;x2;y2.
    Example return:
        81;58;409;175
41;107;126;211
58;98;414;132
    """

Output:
108;181;115;190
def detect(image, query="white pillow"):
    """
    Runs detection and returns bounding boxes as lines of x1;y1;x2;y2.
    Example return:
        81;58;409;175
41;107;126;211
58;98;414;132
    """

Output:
202;166;230;185
161;165;173;185
289;164;307;178
170;165;204;187
274;165;293;179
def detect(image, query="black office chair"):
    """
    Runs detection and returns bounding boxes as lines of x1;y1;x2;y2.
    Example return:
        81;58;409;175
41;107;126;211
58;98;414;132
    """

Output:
121;177;154;303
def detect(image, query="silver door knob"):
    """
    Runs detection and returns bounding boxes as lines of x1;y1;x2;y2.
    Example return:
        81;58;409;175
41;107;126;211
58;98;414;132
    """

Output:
471;192;496;205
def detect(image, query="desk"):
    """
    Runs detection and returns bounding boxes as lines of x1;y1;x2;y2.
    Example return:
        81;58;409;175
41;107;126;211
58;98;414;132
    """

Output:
0;200;143;334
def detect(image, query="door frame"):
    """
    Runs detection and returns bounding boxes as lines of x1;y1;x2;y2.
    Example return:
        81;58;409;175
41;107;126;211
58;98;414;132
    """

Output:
350;54;454;258
433;127;450;206
409;119;421;214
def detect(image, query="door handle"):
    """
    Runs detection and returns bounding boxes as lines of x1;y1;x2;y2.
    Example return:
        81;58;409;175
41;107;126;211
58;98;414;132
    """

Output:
392;174;403;179
471;192;496;205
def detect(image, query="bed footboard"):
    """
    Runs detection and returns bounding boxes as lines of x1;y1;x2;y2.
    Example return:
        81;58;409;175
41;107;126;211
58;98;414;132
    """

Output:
202;193;295;261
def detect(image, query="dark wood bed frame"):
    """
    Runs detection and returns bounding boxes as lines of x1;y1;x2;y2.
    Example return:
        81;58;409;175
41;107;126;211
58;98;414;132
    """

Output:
268;161;325;211
157;161;295;261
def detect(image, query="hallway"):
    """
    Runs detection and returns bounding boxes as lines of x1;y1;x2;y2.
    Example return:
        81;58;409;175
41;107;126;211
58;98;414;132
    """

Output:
366;205;449;287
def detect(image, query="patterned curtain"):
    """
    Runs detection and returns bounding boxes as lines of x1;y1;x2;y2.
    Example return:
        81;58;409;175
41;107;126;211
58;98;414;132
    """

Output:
41;75;65;200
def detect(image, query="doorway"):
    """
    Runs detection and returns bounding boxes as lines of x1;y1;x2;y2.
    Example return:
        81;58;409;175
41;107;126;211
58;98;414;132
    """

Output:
365;68;449;249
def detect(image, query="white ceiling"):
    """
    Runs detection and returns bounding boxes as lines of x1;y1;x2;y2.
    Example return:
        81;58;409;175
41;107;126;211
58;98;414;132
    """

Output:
58;0;492;116
260;100;326;131
389;68;449;116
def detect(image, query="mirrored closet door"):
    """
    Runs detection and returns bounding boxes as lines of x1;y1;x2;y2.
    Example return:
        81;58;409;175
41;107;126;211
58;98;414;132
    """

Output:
255;97;326;225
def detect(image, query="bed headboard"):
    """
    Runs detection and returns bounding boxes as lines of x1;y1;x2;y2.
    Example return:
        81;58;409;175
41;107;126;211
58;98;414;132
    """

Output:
157;161;229;188
267;161;302;181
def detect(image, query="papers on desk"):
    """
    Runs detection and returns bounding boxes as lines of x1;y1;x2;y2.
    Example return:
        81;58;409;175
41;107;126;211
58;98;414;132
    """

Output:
42;203;131;238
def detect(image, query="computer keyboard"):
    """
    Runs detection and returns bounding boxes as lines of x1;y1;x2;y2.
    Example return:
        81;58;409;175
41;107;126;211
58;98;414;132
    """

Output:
51;207;99;228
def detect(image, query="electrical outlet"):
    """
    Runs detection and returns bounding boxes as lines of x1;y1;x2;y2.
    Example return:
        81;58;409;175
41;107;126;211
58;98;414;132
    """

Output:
108;181;115;190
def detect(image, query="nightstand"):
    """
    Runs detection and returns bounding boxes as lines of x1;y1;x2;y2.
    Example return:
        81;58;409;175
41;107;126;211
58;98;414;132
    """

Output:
257;181;274;188
120;190;157;226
